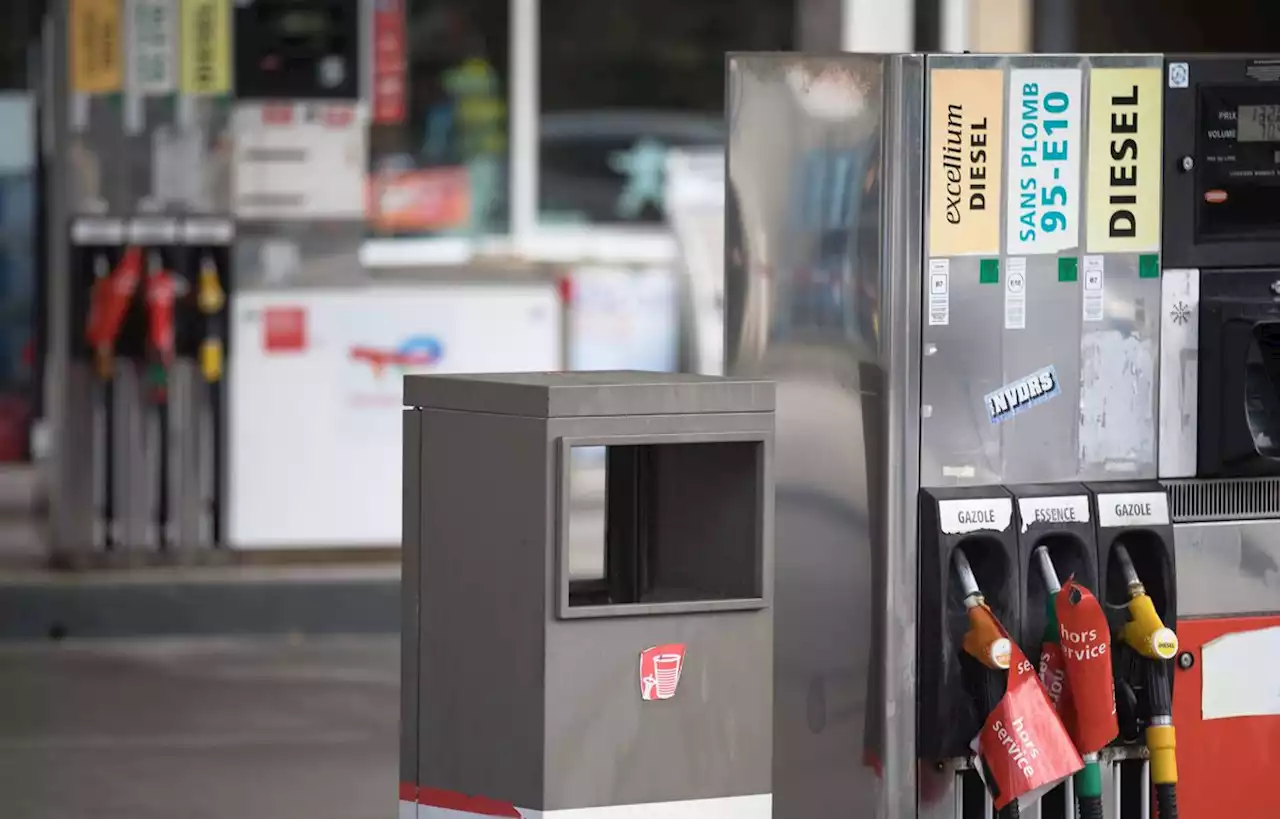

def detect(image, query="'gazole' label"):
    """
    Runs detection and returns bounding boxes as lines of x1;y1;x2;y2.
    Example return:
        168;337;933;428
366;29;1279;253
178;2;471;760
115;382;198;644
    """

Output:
938;497;1013;535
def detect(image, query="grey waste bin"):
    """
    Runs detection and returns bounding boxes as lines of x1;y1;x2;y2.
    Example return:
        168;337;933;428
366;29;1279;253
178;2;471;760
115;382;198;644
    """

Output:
401;371;775;819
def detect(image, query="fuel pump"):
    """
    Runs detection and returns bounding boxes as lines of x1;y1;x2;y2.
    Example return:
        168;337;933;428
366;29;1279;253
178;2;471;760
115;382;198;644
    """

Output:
1156;53;1280;819
143;249;180;547
1033;546;1118;819
1110;543;1178;818
182;218;233;547
952;549;1021;819
82;240;143;549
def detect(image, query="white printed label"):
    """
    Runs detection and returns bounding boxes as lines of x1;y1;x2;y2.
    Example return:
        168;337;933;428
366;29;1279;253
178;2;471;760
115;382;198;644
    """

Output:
1096;491;1169;528
71;218;126;245
938;498;1013;535
1006;68;1083;256
181;217;234;244
127;0;178;95
1082;255;1104;322
1018;495;1091;533
928;258;950;326
1168;62;1189;90
128;217;178;243
1005;256;1027;330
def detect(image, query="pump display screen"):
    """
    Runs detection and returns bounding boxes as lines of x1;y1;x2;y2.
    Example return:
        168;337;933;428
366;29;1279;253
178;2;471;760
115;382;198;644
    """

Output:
1238;105;1280;142
1194;85;1280;241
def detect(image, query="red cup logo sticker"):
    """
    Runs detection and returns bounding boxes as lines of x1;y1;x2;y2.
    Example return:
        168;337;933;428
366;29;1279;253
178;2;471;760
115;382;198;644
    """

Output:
640;643;686;701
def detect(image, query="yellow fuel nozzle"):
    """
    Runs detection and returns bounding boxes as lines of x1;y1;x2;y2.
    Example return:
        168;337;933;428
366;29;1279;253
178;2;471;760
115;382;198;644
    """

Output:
199;338;223;383
1114;544;1178;661
197;255;225;315
1113;543;1179;790
196;254;225;383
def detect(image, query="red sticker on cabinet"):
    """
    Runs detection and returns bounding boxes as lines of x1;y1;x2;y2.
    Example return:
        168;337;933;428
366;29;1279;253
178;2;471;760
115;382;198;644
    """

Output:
262;306;307;353
640;643;686;701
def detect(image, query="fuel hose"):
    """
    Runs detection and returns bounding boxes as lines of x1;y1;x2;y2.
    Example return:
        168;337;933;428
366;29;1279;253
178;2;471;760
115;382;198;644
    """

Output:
954;551;1020;819
1034;547;1105;819
1113;544;1178;819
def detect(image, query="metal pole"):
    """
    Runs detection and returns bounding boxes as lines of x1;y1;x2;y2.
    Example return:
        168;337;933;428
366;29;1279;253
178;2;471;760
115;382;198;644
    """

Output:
941;0;971;52
841;0;914;52
509;0;538;249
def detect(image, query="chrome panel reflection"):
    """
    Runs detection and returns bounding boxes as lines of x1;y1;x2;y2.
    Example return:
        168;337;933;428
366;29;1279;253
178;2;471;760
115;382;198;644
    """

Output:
918;53;1007;490
1174;520;1280;617
726;52;923;819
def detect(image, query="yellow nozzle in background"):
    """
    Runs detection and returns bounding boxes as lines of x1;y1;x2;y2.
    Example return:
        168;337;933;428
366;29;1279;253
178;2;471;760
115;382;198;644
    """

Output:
962;604;1012;670
197;257;225;315
1147;724;1178;784
1121;594;1179;660
199;339;223;383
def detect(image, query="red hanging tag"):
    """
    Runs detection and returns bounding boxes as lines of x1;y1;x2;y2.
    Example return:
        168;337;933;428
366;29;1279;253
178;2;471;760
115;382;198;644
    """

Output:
145;267;177;367
976;640;1084;810
86;247;143;349
1054;579;1119;754
1039;640;1077;728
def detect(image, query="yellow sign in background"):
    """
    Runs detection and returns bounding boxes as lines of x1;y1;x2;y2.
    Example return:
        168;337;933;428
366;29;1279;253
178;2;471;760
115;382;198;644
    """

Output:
179;0;231;95
70;0;123;94
1086;67;1162;253
927;69;1005;257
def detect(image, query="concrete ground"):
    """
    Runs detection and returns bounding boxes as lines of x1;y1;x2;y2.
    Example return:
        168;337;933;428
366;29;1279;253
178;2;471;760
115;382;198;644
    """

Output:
0;635;398;819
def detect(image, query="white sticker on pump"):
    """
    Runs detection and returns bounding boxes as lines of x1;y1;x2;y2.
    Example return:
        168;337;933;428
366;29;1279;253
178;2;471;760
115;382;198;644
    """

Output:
1202;626;1280;720
938;498;1013;536
1017;495;1091;533
1096;491;1169;528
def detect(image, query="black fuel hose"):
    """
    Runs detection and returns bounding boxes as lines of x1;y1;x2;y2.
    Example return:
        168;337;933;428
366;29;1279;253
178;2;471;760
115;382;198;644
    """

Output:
1077;794;1104;819
1155;783;1177;818
1145;660;1178;818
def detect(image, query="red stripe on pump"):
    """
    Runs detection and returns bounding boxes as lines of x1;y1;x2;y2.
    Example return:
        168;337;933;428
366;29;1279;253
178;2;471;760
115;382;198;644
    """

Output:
399;782;417;802
416;787;524;817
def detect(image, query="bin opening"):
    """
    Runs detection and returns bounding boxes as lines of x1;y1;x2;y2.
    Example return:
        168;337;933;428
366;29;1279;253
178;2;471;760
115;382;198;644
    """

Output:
563;439;766;612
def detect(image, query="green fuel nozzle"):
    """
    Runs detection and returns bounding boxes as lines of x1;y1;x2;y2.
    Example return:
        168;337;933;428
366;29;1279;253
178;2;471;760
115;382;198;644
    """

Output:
1034;546;1105;819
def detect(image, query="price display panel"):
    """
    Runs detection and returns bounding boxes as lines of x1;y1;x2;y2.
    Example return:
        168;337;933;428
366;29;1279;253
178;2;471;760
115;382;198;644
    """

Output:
1195;85;1280;242
234;0;361;100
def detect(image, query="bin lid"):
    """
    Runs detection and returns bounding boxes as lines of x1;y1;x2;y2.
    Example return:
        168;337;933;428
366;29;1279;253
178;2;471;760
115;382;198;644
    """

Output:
403;370;775;418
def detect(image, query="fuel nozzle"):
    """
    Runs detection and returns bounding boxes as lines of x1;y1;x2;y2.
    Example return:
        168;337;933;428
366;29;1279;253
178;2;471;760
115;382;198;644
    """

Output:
196;254;225;383
90;254;114;380
954;549;1012;671
1112;542;1179;817
1114;544;1177;662
1036;546;1108;819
